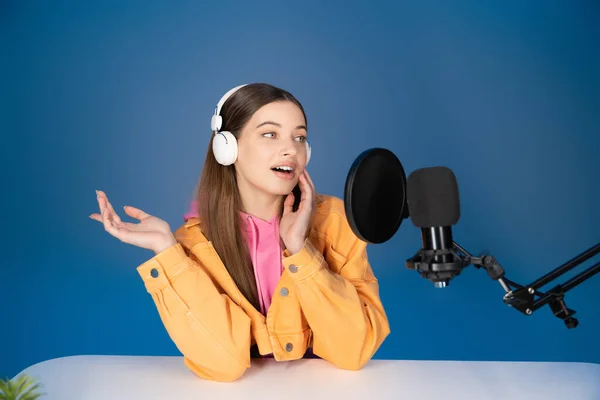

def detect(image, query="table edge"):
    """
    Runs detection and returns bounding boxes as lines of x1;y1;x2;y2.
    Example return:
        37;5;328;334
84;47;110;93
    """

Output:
15;355;600;379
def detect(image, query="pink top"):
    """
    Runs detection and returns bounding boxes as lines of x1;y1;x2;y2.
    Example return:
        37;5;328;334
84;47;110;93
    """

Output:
184;200;283;315
184;199;318;359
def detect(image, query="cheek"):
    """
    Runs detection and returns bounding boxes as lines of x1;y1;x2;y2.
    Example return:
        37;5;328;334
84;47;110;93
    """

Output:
238;142;271;167
247;148;269;167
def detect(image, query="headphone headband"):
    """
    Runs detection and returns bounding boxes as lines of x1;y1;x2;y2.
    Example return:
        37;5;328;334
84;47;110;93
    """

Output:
211;84;248;132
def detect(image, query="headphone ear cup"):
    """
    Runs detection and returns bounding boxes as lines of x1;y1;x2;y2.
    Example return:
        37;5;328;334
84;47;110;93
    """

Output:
305;141;311;165
212;131;238;166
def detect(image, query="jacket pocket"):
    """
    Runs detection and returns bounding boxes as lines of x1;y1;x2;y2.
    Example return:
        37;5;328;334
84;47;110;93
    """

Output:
325;243;347;273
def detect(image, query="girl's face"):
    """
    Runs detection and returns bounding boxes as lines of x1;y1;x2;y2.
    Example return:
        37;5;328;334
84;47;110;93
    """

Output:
234;100;309;197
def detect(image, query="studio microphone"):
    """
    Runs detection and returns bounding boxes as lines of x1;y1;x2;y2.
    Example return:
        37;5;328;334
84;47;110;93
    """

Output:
405;166;466;288
344;147;600;328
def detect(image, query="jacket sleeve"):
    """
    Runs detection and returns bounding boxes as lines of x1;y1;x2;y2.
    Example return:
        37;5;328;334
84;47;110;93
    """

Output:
136;240;252;382
281;210;391;371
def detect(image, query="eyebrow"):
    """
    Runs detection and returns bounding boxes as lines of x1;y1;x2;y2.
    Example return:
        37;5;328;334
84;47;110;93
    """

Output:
256;121;307;130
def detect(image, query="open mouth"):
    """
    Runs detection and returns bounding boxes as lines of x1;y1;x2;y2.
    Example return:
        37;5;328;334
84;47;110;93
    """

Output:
271;166;294;175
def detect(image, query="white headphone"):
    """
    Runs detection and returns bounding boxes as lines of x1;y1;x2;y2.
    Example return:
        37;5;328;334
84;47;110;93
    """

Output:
210;84;311;166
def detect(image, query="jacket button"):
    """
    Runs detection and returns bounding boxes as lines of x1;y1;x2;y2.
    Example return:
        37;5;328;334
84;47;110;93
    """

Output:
150;268;159;278
280;288;289;296
289;264;298;273
285;343;293;352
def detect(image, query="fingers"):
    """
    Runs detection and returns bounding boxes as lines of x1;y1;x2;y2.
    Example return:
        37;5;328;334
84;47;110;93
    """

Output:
90;210;146;246
299;172;313;203
303;169;314;187
282;192;295;215
98;204;137;243
92;190;125;236
91;190;151;227
96;190;121;224
304;170;316;207
102;219;133;244
89;213;102;222
303;170;316;195
123;205;152;221
100;200;119;236
90;190;160;248
298;174;308;200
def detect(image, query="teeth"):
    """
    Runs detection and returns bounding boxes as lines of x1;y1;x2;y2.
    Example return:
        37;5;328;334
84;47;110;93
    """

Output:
275;166;292;171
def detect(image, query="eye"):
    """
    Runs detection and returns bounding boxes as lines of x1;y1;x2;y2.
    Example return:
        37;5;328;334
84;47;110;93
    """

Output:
295;136;307;142
262;132;275;138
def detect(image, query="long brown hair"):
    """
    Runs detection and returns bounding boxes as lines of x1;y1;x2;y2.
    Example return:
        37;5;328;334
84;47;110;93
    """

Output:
195;83;307;311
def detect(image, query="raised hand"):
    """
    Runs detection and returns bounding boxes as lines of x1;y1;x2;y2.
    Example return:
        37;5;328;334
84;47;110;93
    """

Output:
90;190;177;254
279;170;316;255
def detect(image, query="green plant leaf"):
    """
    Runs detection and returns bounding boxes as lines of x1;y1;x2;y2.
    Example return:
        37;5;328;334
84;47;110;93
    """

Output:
0;377;10;399
16;380;43;400
0;375;17;399
0;374;44;400
15;375;33;395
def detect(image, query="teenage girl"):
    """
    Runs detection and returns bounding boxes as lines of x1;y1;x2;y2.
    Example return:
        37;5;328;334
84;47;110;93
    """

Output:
90;83;390;382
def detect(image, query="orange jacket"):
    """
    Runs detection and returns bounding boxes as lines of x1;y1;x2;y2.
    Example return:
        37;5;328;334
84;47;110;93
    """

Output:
136;194;391;382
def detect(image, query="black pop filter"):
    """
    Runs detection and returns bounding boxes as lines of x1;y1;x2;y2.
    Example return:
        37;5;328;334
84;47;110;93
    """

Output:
344;148;409;244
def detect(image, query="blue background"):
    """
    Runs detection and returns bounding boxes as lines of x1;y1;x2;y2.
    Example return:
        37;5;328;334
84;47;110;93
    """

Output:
2;0;599;378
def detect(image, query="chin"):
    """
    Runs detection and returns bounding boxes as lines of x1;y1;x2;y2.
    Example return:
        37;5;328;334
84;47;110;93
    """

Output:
273;185;297;196
266;181;298;196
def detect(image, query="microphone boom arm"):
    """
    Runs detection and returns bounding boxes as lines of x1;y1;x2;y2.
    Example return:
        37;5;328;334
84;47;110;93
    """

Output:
452;242;600;329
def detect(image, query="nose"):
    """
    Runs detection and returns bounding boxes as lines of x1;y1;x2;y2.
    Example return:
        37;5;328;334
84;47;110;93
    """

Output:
280;138;299;157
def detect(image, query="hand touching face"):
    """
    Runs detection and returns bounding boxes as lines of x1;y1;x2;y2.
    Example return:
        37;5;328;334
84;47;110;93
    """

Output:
279;169;316;255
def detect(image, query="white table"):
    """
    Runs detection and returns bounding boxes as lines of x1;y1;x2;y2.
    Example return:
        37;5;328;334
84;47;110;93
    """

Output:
14;355;600;399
